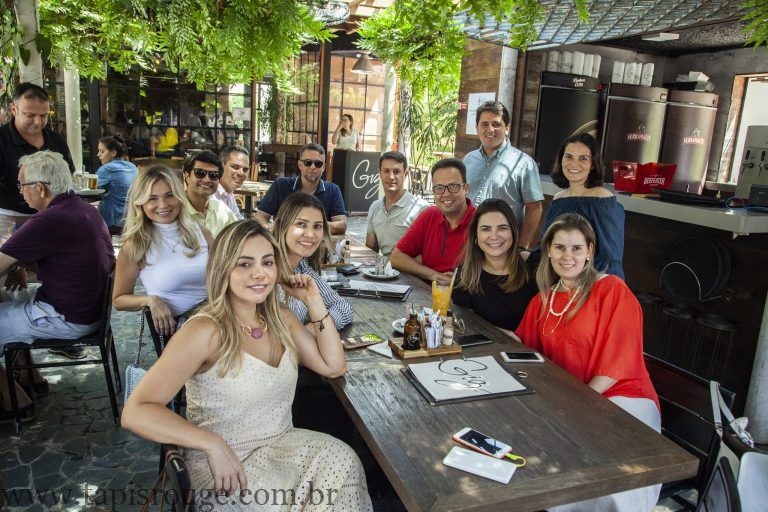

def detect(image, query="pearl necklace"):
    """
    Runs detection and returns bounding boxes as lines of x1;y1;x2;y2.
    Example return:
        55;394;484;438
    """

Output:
237;313;268;339
544;280;583;336
548;279;583;317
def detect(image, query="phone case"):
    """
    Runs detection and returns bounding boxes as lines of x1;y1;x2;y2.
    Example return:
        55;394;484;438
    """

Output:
442;446;516;484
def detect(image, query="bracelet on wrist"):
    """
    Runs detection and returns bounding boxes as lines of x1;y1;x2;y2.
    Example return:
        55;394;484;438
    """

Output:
309;311;331;331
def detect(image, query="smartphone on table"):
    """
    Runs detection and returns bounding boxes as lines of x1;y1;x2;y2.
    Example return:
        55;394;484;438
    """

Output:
455;333;492;347
500;351;544;363
452;427;512;459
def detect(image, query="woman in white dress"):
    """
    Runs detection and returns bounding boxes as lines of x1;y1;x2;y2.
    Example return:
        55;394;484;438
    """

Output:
113;165;212;336
122;220;372;511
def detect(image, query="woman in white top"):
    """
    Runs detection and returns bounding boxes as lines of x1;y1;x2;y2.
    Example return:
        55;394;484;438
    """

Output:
332;114;361;151
113;166;213;336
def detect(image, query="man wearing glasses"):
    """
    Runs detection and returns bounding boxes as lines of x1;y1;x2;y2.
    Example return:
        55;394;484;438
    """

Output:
0;83;75;239
390;158;476;285
463;101;543;250
255;143;347;234
182;150;236;237
0;151;114;362
215;145;249;220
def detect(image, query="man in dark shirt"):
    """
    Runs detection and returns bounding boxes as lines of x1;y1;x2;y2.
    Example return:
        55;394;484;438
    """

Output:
255;143;347;234
0;151;114;346
0;83;75;236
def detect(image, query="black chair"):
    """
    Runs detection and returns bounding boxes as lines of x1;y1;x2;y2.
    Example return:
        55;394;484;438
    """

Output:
3;271;121;435
644;353;735;510
143;307;185;414
695;456;742;512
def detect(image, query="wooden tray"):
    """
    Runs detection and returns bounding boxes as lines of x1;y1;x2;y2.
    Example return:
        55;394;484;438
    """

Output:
389;337;462;359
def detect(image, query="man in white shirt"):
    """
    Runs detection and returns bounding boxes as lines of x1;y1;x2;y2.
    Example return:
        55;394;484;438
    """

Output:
366;151;428;256
215;145;248;220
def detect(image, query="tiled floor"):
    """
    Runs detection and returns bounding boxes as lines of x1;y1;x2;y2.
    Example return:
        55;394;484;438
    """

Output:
0;215;686;511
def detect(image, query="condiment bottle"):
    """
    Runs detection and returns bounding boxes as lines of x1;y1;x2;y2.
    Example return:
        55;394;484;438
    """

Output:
343;240;350;264
403;313;422;350
442;310;454;346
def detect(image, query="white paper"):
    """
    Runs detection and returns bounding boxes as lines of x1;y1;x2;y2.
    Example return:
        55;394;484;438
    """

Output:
582;54;593;77
546;51;560;72
561;51;573;73
407;355;526;402
466;92;497;135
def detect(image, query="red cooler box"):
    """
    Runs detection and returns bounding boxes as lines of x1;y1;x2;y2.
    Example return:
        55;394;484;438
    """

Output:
612;161;677;194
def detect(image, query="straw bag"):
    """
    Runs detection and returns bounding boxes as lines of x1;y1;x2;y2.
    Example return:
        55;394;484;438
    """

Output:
125;307;165;402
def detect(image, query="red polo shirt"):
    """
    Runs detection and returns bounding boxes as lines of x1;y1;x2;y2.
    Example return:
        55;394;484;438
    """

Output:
395;199;476;273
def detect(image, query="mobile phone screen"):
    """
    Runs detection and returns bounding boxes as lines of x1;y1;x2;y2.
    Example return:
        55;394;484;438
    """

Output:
503;352;540;360
455;334;492;347
456;428;511;458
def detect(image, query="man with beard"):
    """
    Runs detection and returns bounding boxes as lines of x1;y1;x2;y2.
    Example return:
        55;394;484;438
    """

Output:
255;143;347;234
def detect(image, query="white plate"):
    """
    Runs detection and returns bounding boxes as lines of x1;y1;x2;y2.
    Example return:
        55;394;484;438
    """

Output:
362;269;400;280
392;318;406;334
77;188;106;196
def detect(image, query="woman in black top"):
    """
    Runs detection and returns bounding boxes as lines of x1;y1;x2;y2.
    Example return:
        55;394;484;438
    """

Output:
452;199;538;334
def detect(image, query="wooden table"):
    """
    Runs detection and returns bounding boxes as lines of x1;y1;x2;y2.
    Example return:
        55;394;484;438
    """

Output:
234;181;271;218
332;268;699;511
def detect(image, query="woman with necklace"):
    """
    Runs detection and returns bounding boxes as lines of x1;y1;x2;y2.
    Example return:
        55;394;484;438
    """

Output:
452;199;538;335
540;133;625;278
273;192;353;329
123;220;373;510
113;166;212;337
515;213;660;512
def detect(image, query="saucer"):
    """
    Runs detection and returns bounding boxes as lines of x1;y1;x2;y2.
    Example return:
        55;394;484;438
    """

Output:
362;269;400;280
392;318;406;334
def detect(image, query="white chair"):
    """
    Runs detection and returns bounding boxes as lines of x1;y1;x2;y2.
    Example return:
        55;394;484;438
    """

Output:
737;451;768;512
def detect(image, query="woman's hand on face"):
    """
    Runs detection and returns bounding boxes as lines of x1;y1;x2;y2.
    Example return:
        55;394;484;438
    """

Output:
147;296;176;336
206;439;248;498
282;274;321;303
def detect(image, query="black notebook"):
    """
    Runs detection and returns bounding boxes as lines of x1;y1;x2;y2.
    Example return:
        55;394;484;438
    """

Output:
336;280;412;301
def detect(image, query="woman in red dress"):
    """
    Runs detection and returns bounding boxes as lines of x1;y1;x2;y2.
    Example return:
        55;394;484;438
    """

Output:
515;212;660;512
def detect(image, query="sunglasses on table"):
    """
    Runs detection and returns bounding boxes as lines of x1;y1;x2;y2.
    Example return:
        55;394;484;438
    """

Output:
301;159;325;168
190;168;222;180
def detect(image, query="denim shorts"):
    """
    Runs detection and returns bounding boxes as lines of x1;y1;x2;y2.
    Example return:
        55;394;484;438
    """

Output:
0;286;99;345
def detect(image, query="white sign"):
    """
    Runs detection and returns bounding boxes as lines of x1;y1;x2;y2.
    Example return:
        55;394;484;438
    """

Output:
466;92;497;135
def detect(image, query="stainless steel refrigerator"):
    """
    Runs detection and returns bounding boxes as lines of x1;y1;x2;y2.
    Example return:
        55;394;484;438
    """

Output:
601;84;668;182
660;90;718;194
534;71;601;174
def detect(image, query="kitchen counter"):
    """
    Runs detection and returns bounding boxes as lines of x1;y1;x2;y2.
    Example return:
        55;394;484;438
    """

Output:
540;178;768;236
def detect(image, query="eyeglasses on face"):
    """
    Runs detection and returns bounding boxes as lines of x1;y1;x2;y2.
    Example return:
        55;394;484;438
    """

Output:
190;168;222;180
432;183;463;195
301;159;325;168
17;181;50;191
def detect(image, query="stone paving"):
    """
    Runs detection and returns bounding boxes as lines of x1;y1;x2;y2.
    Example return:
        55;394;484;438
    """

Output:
1;216;683;511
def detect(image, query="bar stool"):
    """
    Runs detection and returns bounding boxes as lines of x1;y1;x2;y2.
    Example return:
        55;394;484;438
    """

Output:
661;303;699;370
692;313;738;382
635;292;664;357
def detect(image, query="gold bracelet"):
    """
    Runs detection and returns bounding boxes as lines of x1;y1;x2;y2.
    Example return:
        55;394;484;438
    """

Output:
309;311;331;331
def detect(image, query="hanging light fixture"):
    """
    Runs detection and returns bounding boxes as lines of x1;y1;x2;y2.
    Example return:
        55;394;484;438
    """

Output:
351;54;375;75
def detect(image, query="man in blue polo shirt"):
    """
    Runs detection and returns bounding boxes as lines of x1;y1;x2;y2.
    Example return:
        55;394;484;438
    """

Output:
255;143;347;234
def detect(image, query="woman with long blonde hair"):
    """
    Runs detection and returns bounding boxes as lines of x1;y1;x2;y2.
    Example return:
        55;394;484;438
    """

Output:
516;213;659;512
113;165;212;336
122;220;373;510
